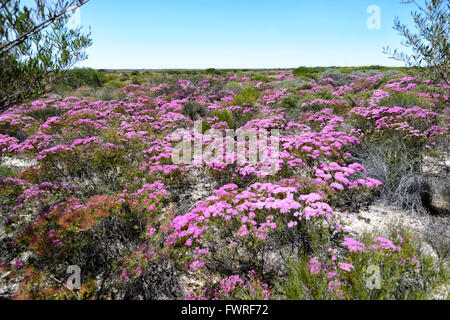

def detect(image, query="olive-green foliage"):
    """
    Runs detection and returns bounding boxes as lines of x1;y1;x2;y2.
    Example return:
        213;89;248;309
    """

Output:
166;70;181;75
281;95;301;109
201;110;235;133
293;67;327;80
232;88;260;106
94;87;122;101
252;74;270;83
0;165;17;178
299;83;314;90
272;79;305;90
183;101;209;121
338;65;409;74
320;69;351;86
315;88;334;100
383;0;449;84
206;68;224;75
131;77;142;85
104;80;127;89
223;81;242;93
52;85;75;98
25;107;65;121
0;0;92;113
211;110;234;129
277;255;333;300
281;95;306;122
232;108;258;129
54;68;108;89
378;91;426;109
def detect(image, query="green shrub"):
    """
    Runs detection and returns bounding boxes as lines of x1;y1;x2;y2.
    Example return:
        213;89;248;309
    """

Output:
94;87;122;101
0;165;17;178
183;101;209;121
223;81;241;93
54;68;107;89
316;88;334;100
338;65;409;75
293;67;326;80
231;108;257;129
131;77;142;85
202;110;234;133
320;69;350;86
378;91;426;109
206;110;234;131
206;68;223;75
104;80;127;89
281;95;301;109
25;107;65;121
299;83;314;90
252;74;270;83
232;88;260;106
272;79;305;90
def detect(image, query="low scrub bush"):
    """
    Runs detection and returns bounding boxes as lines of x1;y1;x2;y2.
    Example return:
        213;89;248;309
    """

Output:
320;69;351;87
182;101;209;121
232;88;260;106
54;68;108;89
378;91;427;109
293;67;326;80
0;166;17;178
25;107;65;121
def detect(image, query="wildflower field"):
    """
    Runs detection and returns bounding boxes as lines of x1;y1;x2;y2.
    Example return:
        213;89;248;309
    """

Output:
0;67;448;300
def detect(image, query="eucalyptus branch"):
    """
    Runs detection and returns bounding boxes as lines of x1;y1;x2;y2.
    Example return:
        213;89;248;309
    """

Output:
0;0;92;113
0;0;90;56
384;0;449;83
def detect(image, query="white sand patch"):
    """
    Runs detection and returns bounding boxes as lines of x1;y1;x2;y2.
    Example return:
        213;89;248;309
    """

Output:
1;156;36;169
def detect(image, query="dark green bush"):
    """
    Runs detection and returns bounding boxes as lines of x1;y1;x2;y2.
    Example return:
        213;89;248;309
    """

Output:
299;83;314;90
131;77;142;85
206;68;224;75
293;67;327;80
25;107;65;121
166;70;181;75
210;110;234;130
183;101;209;121
281;95;301;109
252;74;270;83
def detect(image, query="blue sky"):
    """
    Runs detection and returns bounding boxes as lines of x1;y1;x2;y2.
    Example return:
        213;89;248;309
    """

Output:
75;0;417;69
